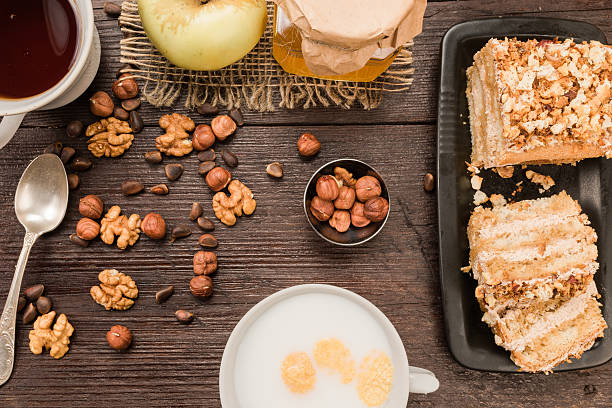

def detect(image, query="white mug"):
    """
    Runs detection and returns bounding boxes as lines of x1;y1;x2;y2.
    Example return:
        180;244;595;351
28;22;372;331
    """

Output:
219;284;439;407
0;0;101;150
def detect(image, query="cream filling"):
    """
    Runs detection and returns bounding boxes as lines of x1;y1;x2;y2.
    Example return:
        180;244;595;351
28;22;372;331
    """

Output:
473;237;591;264
475;213;575;240
477;263;598;288
469;215;594;254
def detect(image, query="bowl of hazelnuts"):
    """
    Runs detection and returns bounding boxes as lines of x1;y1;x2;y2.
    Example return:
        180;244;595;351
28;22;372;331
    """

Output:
304;159;390;246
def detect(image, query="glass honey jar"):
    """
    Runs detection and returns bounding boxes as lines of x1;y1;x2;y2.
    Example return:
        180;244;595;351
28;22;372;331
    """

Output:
271;1;427;82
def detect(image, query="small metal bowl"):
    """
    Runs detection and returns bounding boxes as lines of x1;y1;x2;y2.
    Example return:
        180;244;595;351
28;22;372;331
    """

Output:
304;159;390;246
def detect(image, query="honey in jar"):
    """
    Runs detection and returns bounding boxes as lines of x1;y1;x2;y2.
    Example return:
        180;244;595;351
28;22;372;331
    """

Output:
272;0;427;82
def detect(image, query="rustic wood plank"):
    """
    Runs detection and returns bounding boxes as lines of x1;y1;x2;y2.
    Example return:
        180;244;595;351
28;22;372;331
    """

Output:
21;0;612;128
0;124;610;407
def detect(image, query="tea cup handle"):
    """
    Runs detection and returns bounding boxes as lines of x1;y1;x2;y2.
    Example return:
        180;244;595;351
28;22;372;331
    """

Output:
408;366;439;394
0;114;26;150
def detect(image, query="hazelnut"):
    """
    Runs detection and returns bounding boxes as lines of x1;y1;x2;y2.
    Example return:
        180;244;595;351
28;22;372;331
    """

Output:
350;202;371;228
78;194;104;219
76;218;100;240
355;176;381;202
112;74;139;100
211;115;236;141
190;275;213;299
193;251;217;275
297;133;321;157
192;124;216;151
364;197;389;222
141;213;167;239
106;325;132;350
316;175;340;201
89;91;114;117
329;210;351;232
334;186;355;210
310;196;334;221
205;167;231;192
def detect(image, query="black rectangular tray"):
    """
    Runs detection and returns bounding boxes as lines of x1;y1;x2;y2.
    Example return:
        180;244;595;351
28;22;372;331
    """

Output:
437;17;611;372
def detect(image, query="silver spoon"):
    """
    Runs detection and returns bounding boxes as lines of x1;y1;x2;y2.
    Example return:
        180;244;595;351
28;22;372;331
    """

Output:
0;154;68;385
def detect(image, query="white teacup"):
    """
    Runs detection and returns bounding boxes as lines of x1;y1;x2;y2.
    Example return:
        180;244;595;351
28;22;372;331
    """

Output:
0;0;101;149
219;284;439;407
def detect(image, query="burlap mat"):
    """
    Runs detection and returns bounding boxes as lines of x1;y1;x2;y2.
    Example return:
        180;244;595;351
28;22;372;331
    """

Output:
118;1;414;111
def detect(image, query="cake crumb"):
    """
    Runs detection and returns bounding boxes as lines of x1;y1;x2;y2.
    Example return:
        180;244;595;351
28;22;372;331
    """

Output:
465;161;480;175
473;190;488;205
525;170;555;191
470;175;483;190
281;352;316;394
495;166;514;178
490;194;507;207
461;265;472;273
313;338;355;384
511;181;524;197
357;350;394;407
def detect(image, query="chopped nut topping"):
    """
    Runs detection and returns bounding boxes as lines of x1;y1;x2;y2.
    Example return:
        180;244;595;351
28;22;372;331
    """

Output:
466;161;481;175
495;166;514;178
491;39;612;154
525;170;555;191
490;194;507;207
470;175;483;190
473;190;488;205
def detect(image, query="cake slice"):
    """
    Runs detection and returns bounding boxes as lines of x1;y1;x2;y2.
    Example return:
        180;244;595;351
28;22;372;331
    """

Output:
466;191;607;372
510;297;607;373
466;38;612;169
481;281;599;352
468;191;598;309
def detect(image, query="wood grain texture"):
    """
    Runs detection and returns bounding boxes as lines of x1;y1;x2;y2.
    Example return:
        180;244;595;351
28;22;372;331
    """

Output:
0;1;611;407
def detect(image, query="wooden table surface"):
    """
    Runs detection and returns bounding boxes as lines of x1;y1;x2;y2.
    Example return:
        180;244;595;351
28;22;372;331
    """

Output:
1;1;611;407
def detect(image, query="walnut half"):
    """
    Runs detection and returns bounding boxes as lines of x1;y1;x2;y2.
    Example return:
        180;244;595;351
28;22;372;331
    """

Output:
156;113;195;157
29;311;74;359
100;205;141;250
212;179;256;226
90;269;138;311
86;117;134;158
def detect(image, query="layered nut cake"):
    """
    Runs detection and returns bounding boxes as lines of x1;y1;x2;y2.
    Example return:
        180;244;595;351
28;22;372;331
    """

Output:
466;38;612;169
467;192;607;372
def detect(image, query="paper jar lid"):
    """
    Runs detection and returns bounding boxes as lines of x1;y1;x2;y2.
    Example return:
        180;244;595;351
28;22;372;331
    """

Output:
274;0;427;76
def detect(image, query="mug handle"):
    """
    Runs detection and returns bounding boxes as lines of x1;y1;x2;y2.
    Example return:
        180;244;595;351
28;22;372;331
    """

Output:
0;113;26;150
408;366;439;394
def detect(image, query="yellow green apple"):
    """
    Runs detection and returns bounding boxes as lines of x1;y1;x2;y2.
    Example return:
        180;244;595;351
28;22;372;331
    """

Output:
139;0;267;71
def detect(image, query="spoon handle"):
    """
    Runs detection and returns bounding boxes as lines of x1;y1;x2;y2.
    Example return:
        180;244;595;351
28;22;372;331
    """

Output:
0;231;38;386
